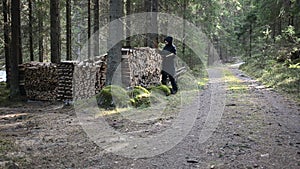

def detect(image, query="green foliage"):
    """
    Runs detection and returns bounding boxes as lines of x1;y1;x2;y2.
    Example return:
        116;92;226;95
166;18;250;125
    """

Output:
128;86;150;98
96;85;130;109
289;63;300;69
130;93;151;108
151;85;171;96
128;86;151;108
241;58;300;102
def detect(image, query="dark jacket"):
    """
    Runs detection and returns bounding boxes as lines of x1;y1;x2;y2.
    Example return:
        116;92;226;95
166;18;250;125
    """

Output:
162;37;176;76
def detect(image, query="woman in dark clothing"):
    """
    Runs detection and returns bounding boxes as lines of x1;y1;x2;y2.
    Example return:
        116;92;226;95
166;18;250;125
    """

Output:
161;36;178;94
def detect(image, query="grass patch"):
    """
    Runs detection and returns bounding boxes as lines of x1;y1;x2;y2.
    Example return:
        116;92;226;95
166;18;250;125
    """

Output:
0;82;27;107
0;136;16;161
223;69;248;93
150;85;171;96
94;68;209;120
241;61;300;102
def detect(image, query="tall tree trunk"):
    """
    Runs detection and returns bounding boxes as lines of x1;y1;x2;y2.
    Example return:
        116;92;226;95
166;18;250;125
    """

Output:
144;0;151;47
249;23;252;58
160;0;168;42
125;0;131;47
272;22;276;42
106;0;123;85
182;0;187;59
38;2;44;62
50;0;61;63
88;0;91;58
28;0;34;61
66;0;72;60
3;0;10;88
10;0;21;97
94;0;100;57
150;0;158;48
278;17;282;35
144;0;158;48
207;42;213;66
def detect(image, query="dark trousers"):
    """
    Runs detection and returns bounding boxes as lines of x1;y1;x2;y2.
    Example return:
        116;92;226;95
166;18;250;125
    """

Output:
161;70;178;92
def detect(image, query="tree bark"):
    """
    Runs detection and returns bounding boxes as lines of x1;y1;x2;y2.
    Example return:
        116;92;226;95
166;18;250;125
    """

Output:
38;1;44;62
160;0;169;42
106;0;123;85
249;23;252;58
10;0;21;97
182;0;187;59
144;0;158;48
125;0;131;47
66;0;72;60
28;0;34;61
88;0;91;58
50;0;61;63
150;0;158;48
94;0;100;57
144;0;151;47
3;0;10;88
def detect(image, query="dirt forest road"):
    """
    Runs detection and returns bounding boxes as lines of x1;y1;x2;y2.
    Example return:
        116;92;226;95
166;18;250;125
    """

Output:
0;66;299;169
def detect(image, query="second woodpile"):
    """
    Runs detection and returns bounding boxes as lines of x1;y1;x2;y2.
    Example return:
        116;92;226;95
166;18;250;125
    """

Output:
73;55;107;100
125;47;162;88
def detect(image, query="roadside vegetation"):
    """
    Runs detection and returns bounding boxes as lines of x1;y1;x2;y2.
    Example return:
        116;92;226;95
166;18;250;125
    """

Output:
240;26;300;102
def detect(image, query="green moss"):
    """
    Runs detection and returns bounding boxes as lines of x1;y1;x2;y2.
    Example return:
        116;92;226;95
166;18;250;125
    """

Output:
128;86;150;98
127;86;152;108
151;85;171;96
131;93;151;108
96;85;130;109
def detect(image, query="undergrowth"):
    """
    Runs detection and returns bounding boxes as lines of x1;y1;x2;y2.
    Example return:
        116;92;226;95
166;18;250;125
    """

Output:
240;59;300;102
0;82;12;107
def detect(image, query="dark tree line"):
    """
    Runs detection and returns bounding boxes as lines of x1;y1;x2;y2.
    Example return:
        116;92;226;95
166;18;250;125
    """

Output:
1;0;299;98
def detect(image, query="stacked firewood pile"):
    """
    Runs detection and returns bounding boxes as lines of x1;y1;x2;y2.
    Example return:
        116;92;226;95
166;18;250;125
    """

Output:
57;55;107;101
20;48;162;101
22;62;58;101
72;62;97;100
126;47;162;88
57;61;75;101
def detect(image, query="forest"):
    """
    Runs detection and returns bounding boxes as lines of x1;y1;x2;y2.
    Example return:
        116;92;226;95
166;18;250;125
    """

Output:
0;0;299;100
0;0;300;168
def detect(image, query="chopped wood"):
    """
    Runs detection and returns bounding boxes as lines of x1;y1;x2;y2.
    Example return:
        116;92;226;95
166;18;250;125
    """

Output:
20;48;165;101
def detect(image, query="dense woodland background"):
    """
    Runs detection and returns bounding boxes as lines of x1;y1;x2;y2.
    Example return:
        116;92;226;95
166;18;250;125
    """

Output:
0;0;299;100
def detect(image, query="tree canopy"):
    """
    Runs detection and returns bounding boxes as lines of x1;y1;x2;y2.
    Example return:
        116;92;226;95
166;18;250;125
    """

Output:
0;0;299;97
